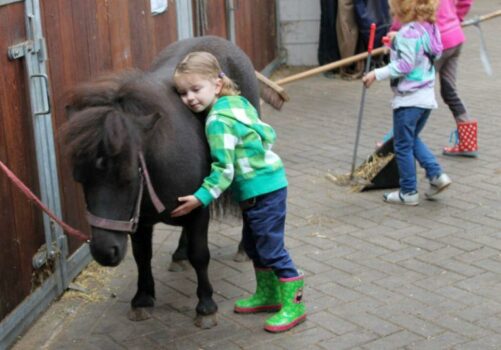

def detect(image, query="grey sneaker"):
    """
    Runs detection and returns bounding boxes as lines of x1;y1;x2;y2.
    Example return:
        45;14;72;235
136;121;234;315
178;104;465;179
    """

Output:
425;173;452;199
383;190;419;206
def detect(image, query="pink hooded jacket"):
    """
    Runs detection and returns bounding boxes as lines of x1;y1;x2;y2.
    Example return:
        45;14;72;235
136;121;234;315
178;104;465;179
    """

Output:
391;0;473;50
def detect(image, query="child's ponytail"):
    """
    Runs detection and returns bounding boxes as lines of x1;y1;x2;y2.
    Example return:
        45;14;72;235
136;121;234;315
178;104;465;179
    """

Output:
218;72;240;96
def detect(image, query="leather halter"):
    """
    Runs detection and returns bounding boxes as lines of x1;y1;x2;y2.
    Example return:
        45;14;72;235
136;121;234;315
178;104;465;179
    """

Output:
86;152;166;233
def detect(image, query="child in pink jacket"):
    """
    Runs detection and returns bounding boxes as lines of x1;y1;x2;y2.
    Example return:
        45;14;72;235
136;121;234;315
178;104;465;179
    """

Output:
391;0;476;157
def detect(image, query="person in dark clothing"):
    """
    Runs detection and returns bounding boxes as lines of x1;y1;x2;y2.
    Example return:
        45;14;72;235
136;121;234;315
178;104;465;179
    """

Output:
318;0;341;77
353;0;391;69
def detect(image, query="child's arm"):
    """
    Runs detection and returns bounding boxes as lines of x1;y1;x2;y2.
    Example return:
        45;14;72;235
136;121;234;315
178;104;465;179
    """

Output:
376;32;418;81
364;30;418;87
194;119;236;206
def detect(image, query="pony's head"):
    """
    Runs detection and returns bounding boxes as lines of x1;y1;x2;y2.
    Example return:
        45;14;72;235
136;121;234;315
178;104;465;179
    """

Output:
62;71;162;266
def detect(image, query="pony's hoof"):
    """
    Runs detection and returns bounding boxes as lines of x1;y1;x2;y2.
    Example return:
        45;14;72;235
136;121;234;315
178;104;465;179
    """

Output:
127;307;151;321
168;260;189;272
233;251;250;263
194;314;218;329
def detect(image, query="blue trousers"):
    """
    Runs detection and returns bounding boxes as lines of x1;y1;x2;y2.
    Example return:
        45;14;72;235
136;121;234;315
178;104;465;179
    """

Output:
241;187;298;278
393;107;442;193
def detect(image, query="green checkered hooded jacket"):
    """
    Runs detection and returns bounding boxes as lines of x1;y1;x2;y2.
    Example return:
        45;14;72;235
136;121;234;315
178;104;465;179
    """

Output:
194;96;287;206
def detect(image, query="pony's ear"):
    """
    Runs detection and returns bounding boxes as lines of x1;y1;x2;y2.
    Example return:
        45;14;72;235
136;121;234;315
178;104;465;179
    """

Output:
140;113;161;131
103;112;127;156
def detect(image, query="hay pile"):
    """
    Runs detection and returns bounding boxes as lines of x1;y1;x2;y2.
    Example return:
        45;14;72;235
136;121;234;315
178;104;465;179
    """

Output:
326;152;395;192
62;261;115;302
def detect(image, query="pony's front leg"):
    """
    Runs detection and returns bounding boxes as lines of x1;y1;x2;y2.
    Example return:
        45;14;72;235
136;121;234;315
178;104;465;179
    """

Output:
128;224;155;321
185;208;218;329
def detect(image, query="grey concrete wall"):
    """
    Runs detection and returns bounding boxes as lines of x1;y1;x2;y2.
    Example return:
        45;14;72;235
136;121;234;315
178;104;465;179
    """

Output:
279;0;320;66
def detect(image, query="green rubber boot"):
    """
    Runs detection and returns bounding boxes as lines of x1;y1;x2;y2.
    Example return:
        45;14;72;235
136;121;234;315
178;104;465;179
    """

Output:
234;268;281;313
264;274;306;333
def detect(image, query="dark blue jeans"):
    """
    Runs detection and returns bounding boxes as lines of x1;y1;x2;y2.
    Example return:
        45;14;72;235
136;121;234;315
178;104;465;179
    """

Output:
393;107;442;193
241;187;298;278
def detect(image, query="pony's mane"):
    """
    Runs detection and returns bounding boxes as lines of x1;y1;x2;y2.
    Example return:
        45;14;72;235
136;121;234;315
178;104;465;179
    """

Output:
62;70;167;165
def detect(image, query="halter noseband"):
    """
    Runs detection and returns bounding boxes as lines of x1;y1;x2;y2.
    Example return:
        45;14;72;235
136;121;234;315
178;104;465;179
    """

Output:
86;152;165;233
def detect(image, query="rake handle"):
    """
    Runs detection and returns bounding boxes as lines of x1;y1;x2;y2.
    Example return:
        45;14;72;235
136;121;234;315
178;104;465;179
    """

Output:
350;23;376;179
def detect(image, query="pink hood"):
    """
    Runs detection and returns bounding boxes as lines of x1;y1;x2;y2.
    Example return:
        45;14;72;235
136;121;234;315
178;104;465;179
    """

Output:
391;0;473;50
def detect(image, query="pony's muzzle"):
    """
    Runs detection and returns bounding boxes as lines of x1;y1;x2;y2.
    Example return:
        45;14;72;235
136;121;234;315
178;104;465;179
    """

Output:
89;230;127;266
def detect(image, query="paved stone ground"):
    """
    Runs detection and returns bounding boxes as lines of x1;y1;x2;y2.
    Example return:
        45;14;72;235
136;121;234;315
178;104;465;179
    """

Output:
13;1;501;349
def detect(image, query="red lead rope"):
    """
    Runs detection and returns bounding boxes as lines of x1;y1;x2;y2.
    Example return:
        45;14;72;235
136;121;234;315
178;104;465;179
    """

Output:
0;160;89;242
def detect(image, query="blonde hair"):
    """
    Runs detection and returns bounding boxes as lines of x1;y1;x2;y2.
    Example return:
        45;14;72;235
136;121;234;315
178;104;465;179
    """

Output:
390;0;439;23
173;51;240;96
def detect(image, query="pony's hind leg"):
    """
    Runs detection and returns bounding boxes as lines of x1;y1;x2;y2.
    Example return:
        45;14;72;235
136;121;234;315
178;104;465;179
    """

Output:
185;209;218;329
129;225;155;321
168;227;190;272
233;237;250;262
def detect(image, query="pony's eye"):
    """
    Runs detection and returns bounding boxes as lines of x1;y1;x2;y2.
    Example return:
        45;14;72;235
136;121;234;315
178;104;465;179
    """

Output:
95;157;106;170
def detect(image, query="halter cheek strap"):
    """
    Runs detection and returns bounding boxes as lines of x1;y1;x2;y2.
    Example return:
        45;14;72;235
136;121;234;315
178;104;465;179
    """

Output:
138;152;165;213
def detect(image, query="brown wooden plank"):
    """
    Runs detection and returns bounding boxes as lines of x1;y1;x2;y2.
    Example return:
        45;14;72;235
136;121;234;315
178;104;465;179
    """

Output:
235;0;277;70
69;0;93;81
107;0;133;70
152;0;178;55
194;0;228;38
128;0;155;69
86;0;113;77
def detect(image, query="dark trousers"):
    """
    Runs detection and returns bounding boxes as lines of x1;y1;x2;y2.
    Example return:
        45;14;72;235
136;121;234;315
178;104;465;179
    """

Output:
435;44;470;121
241;187;298;278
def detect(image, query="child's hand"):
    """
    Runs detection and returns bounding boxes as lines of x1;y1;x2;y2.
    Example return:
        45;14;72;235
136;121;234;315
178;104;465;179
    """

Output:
362;71;376;88
170;195;202;217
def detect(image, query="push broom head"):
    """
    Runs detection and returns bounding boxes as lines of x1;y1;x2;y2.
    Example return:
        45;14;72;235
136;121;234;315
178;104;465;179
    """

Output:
256;71;289;110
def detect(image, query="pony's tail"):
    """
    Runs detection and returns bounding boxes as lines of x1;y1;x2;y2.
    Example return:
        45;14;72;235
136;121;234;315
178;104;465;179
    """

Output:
256;71;289;111
210;191;240;220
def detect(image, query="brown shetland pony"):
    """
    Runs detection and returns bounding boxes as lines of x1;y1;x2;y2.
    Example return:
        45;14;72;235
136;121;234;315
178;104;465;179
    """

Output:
62;36;271;328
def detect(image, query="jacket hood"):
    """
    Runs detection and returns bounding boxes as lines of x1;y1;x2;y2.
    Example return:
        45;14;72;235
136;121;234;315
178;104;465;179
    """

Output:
421;22;443;57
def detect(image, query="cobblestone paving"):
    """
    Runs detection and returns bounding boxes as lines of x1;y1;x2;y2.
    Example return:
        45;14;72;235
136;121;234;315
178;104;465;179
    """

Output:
14;1;501;349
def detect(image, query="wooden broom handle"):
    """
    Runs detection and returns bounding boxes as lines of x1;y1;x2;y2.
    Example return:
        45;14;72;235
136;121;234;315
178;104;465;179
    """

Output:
462;9;501;26
276;9;501;87
276;47;387;86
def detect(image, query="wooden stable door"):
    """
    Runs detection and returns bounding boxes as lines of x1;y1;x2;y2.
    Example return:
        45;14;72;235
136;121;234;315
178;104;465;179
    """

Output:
0;1;46;321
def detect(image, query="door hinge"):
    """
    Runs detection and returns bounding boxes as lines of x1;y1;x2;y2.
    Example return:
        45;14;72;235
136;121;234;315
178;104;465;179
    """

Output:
8;37;47;61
